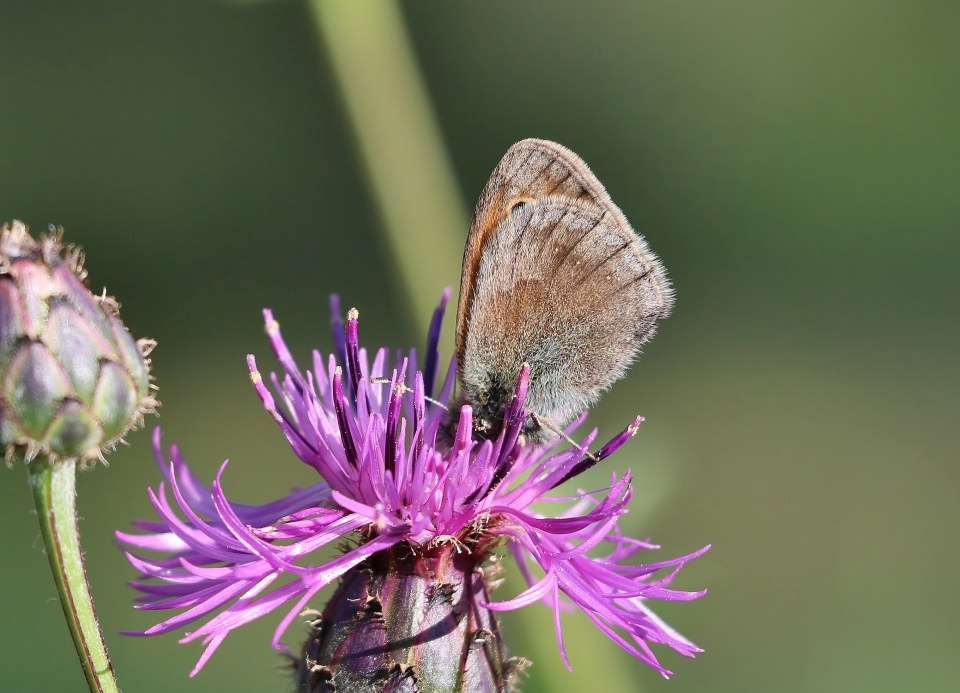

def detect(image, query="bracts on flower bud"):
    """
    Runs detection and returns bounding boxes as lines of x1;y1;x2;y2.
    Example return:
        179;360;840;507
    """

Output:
0;220;157;466
295;540;529;693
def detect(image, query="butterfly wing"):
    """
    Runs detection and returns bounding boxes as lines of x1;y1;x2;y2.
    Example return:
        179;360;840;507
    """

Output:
455;139;673;433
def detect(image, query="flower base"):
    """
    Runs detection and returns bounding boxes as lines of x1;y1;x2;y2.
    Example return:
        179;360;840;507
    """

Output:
296;541;526;693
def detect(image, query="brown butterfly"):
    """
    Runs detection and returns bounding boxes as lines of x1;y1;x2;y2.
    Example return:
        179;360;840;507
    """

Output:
450;138;674;445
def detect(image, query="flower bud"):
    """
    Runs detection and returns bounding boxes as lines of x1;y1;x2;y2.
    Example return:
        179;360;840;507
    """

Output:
296;543;527;693
0;221;156;465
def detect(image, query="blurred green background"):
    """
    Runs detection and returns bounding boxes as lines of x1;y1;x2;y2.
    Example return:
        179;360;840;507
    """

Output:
2;1;958;691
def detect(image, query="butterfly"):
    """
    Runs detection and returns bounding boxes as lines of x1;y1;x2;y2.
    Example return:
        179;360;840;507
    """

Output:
449;138;674;445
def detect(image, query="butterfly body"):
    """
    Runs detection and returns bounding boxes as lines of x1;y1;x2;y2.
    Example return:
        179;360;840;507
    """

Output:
452;139;673;444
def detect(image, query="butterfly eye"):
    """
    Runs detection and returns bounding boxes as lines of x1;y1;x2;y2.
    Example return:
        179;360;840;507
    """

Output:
510;200;529;214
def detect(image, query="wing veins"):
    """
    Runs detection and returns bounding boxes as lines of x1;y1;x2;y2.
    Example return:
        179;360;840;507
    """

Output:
619;266;654;292
508;209;537;288
546;170;574;195
548;210;607;279
580;239;632;285
506;147;538;183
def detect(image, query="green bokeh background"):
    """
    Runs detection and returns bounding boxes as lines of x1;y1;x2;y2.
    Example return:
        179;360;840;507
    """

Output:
2;1;958;691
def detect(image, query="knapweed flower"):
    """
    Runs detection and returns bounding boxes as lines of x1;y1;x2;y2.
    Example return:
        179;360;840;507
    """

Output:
1;220;156;465
118;291;707;690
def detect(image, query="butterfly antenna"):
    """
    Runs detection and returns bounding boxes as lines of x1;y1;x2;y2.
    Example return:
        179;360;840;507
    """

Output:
370;376;449;410
530;412;599;463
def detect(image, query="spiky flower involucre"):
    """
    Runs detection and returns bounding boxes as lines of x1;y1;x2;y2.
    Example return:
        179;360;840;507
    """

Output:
296;539;518;693
0;221;156;466
118;291;708;690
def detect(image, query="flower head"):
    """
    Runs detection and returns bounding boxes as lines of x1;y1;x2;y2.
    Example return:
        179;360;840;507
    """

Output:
118;291;707;683
1;221;156;466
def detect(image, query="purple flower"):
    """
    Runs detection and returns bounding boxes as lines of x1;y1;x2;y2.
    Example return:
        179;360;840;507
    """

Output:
118;291;708;683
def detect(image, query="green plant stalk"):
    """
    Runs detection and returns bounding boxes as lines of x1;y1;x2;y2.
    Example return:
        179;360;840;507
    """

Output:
308;0;467;340
29;458;120;693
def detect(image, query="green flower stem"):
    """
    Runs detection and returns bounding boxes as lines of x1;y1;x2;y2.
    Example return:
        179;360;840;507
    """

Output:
308;0;467;339
29;458;120;693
